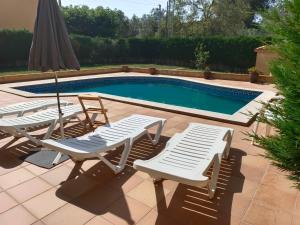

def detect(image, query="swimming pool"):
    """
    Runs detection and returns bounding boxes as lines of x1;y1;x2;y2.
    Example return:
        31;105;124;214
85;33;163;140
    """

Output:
15;76;261;115
4;73;275;125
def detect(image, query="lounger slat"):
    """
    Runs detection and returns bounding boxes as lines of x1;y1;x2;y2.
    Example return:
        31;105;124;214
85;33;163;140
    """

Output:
161;158;196;168
177;141;213;149
158;161;194;170
164;156;198;165
169;147;210;155
180;137;215;145
168;153;200;163
175;143;211;151
185;133;218;141
171;148;209;158
168;153;201;162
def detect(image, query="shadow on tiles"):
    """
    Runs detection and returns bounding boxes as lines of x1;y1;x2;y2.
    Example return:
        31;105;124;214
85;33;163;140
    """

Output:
0;122;88;169
154;148;246;225
56;135;170;225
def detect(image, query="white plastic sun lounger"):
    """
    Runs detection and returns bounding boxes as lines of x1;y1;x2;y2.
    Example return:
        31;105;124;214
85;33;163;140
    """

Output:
0;104;84;145
133;123;234;199
42;114;166;174
0;99;70;118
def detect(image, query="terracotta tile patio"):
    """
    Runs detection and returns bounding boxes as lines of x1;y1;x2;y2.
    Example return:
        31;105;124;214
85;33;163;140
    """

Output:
0;78;299;225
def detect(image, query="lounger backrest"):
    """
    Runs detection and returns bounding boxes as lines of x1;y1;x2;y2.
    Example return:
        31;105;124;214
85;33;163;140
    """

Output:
111;114;164;129
145;123;227;179
0;105;83;128
184;123;230;142
0;99;69;117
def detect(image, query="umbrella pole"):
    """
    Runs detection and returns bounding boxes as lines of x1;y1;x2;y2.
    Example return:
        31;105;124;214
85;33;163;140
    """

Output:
53;71;64;165
54;71;64;138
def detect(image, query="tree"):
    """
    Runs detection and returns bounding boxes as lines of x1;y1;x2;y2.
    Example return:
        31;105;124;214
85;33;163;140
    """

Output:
211;0;251;35
136;7;166;38
128;15;141;37
173;0;215;36
252;0;300;186
172;0;252;36
62;6;129;38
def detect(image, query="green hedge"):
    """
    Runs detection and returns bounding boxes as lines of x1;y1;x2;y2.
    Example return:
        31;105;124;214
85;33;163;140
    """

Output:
0;29;265;72
0;30;32;68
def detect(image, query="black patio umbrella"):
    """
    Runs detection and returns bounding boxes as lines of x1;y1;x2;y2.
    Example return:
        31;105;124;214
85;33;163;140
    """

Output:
28;0;80;164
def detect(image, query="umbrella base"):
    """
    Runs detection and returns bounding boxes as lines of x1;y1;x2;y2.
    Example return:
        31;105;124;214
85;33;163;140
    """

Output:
23;148;69;169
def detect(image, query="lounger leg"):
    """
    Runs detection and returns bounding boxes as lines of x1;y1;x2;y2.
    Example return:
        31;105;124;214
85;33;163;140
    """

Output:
224;131;233;159
147;121;165;145
14;127;42;146
43;122;56;140
96;139;131;174
208;154;221;199
251;120;260;145
151;176;163;183
115;139;131;173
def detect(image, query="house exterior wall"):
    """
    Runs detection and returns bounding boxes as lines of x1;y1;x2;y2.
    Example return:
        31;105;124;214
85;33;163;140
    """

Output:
255;46;279;76
0;0;38;31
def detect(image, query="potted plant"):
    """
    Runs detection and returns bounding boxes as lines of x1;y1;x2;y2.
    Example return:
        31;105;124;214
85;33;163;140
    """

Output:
194;43;210;79
203;66;212;79
248;67;259;83
149;67;157;75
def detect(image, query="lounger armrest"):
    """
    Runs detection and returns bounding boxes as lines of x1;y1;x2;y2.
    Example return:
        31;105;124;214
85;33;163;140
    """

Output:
214;141;227;156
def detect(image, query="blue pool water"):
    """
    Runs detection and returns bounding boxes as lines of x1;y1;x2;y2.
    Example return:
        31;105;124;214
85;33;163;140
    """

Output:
16;76;262;115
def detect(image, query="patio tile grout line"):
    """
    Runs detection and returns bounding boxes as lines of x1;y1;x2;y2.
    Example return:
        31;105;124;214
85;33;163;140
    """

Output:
37;195;69;222
134;206;154;225
0;163;64;192
0;190;39;222
240;162;271;223
0;176;67;221
0;153;155;223
0;164;69;216
35;178;134;224
28;179;91;222
81;215;99;225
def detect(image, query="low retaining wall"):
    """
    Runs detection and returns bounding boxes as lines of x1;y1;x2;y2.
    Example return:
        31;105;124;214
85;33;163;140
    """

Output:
155;68;272;83
0;66;273;84
0;67;123;84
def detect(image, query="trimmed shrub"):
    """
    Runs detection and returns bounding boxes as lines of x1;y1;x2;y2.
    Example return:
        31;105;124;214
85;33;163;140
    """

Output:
0;29;32;68
0;29;265;72
70;34;94;64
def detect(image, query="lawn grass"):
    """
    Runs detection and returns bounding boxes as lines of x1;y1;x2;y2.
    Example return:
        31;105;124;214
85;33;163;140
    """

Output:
0;64;197;76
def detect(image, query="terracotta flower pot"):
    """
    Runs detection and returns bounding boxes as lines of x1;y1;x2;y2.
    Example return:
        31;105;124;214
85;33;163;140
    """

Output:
203;71;211;79
250;72;259;83
122;65;129;72
149;67;157;75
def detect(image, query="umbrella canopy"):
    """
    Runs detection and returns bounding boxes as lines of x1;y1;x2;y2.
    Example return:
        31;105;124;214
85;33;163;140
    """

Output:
28;0;80;165
28;0;80;72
